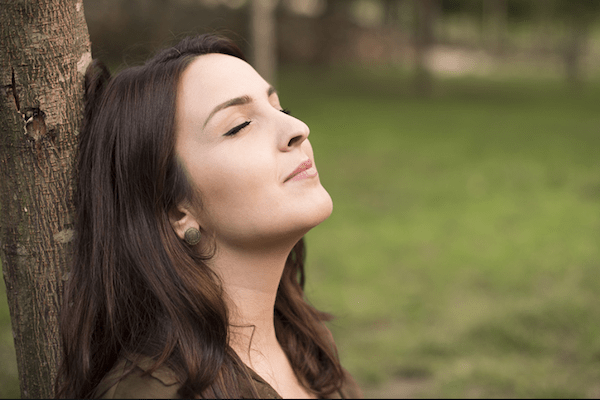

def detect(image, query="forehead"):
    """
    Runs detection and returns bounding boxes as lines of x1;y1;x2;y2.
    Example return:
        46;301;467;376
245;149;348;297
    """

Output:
177;53;268;111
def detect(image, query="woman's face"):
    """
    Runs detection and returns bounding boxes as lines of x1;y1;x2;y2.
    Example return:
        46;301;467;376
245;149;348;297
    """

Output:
174;54;333;249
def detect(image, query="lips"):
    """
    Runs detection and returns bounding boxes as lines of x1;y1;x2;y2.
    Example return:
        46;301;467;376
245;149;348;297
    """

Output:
285;159;316;182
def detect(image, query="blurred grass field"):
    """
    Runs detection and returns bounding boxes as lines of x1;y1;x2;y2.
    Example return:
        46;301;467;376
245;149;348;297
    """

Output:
279;67;600;398
1;67;599;398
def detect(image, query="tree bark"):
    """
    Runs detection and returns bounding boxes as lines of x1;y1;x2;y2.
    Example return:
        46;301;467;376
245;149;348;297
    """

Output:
0;0;91;397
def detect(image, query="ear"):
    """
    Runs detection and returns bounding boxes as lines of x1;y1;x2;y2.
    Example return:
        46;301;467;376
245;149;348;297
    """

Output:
168;203;200;241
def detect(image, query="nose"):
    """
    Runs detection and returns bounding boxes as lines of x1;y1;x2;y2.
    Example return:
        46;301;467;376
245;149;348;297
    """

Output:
278;113;310;152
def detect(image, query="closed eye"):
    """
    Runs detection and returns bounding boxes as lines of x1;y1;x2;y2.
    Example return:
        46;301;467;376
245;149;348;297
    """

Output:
281;108;291;115
224;121;251;136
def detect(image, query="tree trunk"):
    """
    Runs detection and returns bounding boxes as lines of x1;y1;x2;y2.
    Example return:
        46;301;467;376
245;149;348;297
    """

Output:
564;13;587;87
413;0;435;96
534;0;552;53
250;0;278;84
484;0;507;56
314;0;352;65
0;1;91;397
383;0;400;27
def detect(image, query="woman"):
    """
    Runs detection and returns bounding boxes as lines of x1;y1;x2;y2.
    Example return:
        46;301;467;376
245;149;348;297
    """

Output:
55;34;361;398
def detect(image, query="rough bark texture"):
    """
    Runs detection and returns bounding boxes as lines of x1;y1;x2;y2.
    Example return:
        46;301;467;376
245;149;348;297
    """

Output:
0;0;91;397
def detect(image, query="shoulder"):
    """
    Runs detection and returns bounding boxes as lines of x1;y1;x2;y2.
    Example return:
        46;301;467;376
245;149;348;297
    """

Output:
93;357;279;399
94;357;181;399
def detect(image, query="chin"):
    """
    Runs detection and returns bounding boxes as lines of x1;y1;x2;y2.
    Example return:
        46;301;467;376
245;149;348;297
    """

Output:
223;188;333;248
301;186;333;230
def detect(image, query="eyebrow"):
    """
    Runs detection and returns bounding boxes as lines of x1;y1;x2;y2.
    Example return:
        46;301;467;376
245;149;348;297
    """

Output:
203;86;277;129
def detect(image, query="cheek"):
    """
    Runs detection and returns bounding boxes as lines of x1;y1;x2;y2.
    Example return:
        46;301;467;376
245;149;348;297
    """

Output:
188;146;278;224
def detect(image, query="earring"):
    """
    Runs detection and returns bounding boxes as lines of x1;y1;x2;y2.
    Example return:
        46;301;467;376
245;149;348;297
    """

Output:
184;227;201;246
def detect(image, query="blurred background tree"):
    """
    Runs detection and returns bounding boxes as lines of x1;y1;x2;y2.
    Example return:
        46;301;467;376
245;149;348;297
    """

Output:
79;0;600;86
1;0;599;398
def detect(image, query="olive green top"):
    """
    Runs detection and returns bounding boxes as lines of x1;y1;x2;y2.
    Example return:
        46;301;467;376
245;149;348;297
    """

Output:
94;357;362;399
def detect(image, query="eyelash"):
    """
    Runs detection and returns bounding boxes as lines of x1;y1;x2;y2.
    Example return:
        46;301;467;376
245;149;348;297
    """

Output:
224;121;251;136
223;109;291;137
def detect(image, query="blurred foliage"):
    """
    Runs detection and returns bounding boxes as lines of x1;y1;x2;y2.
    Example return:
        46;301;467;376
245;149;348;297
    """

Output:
82;0;600;78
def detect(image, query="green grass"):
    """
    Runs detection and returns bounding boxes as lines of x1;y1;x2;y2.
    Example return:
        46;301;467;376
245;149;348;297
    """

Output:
277;66;600;398
0;270;19;398
1;67;599;398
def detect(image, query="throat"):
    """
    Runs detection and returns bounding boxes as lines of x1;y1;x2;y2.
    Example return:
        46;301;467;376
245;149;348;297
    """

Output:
237;340;316;399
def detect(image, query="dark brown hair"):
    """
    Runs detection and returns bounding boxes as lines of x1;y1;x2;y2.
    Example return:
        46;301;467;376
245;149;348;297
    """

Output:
55;34;344;398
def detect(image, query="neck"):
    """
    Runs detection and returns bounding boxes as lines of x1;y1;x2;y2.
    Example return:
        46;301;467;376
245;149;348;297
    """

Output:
209;238;297;365
208;236;318;399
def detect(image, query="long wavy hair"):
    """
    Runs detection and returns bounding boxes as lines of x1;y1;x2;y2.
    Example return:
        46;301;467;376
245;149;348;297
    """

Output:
55;34;344;398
